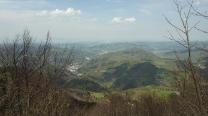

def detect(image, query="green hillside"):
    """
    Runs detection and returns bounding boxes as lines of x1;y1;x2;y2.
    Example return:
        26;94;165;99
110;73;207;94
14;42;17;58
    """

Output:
79;48;176;90
111;62;172;90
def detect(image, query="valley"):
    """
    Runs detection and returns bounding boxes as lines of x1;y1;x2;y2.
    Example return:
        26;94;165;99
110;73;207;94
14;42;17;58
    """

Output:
61;42;208;100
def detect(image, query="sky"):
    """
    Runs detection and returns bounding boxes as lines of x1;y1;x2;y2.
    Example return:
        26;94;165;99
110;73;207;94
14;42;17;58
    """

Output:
0;0;207;42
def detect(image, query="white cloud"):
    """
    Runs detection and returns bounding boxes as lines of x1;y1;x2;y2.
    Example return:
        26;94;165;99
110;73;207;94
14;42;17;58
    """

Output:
112;17;123;23
124;17;136;23
112;17;136;24
37;8;82;16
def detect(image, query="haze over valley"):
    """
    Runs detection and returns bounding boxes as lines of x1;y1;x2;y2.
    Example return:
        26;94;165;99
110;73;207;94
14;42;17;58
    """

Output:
0;0;208;116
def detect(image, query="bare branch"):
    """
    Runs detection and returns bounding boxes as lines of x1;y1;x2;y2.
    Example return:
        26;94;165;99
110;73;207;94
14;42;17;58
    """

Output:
164;16;185;33
195;27;208;34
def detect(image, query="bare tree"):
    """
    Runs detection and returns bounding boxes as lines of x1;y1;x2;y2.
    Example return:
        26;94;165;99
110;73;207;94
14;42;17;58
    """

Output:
191;1;208;53
164;0;204;113
0;29;76;116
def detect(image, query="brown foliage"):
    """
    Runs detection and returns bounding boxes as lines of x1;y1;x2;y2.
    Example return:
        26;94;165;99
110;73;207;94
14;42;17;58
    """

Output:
0;30;94;116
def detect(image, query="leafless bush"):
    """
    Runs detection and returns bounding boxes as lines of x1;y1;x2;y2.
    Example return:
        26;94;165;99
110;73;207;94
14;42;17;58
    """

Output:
165;0;208;115
0;30;80;116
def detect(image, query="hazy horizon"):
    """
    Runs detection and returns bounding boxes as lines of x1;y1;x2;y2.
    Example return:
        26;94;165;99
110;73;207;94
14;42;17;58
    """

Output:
0;0;208;42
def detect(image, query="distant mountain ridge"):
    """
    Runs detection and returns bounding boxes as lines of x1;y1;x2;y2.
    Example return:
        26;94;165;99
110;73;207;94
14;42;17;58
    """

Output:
77;48;176;90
